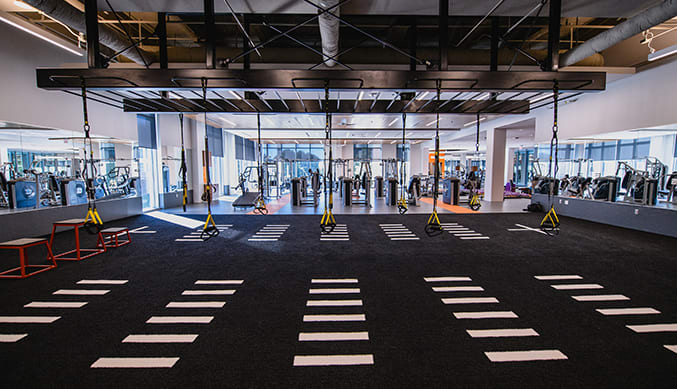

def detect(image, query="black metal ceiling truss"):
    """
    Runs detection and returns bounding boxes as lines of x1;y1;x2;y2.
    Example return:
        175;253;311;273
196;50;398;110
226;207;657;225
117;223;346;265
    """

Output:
37;68;605;114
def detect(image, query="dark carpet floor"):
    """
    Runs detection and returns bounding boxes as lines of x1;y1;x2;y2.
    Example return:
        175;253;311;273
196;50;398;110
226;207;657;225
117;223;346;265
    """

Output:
0;212;676;388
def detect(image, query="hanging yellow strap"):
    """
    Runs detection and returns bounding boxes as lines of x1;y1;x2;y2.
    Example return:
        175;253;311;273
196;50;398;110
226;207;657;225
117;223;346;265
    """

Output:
397;196;408;214
540;205;560;234
84;206;103;225
426;209;441;228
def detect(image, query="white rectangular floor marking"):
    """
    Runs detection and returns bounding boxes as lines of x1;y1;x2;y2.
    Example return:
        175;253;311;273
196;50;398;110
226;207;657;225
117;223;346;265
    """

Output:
467;328;539;338
460;237;490;240
146;316;213;324
664;345;677;354
391;237;420;241
122;334;198;343
485;350;567;362
307;300;363;307
454;233;482;237
309;288;360;294
0;334;28;342
311;279;358;283
572;294;630;302
195;280;243;285
25;302;88;308
53;289;110;295
321;238;350;241
77;280;128;285
91;357;180;368
626;324;677;333
550;284;603;290
424;277;472;282
453;311;518;319
303;314;366;322
433;286;484;292
293;354;374;366
0;316;60;323
442;297;499;304
596;308;660;315
166;302;225;308
534;275;582;281
299;332;369;341
181;290;235;295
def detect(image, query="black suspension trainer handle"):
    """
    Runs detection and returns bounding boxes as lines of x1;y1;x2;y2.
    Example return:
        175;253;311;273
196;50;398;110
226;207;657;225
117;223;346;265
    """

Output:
547;80;560;199
179;113;187;212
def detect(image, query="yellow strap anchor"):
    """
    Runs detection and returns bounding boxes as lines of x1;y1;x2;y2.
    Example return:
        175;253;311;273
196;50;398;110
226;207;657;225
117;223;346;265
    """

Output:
540;205;560;235
469;192;481;211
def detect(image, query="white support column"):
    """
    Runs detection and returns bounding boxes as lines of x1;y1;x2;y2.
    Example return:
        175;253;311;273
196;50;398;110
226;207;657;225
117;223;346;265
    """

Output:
485;128;507;202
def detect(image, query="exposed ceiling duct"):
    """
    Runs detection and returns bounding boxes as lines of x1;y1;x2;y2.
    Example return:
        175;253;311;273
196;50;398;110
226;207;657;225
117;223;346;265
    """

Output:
317;0;340;67
560;0;677;67
21;0;153;65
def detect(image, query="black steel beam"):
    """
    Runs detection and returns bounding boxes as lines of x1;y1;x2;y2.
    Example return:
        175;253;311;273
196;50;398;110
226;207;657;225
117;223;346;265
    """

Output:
545;0;561;71
490;17;499;71
37;69;606;92
84;0;102;68
408;19;417;71
439;0;448;71
158;12;168;69
121;98;531;114
204;0;216;69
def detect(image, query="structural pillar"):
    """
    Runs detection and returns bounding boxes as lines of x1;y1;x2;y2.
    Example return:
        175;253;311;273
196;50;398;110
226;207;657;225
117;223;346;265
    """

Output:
84;0;102;68
204;0;216;69
484;128;507;202
157;12;168;69
438;0;448;70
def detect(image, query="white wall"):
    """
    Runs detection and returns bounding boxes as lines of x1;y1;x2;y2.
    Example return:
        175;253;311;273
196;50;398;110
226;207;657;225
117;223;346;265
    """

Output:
0;23;138;141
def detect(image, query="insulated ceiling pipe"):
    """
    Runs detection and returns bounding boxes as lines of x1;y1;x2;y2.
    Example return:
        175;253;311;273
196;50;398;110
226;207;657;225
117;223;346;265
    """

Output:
560;0;677;67
22;0;152;65
317;0;340;67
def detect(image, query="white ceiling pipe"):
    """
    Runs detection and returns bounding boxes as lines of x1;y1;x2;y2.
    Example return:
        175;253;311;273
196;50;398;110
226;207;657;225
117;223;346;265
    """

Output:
317;0;340;67
560;0;677;68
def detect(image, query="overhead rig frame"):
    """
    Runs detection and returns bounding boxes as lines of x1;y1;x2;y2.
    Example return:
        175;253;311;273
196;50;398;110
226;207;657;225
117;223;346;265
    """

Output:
36;69;605;114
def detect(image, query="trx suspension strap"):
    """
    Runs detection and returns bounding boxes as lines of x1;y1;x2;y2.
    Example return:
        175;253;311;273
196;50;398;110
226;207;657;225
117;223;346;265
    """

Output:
80;80;103;234
425;82;443;236
469;112;482;211
253;112;268;215
397;112;408;215
320;85;336;233
200;78;219;240
540;81;561;235
178;113;188;212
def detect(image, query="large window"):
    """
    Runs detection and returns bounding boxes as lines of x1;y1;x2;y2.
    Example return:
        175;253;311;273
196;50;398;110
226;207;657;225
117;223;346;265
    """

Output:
354;144;381;160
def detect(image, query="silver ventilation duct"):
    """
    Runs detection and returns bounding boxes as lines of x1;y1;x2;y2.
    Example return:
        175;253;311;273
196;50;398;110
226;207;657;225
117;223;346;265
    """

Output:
317;0;340;67
22;0;152;65
560;0;677;67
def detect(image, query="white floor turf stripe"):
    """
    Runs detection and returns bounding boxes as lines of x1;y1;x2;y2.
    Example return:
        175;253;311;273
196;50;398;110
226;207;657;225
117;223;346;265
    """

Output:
0;316;60;323
460;237;490;240
664;345;677;354
303;314;366;322
166;302;225;308
485;350;567;362
321;239;350;241
390;237;420;240
53;289;109;295
293;354;374;366
146;316;213;324
0;334;28;342
551;284;603;290
195;280;243;285
453;311;518;319
433;286;484;292
299;332;369;341
311;279;358;283
626;324;677;333
307;300;363;307
442;297;499;304
572;294;629;302
181;290;235;295
309;288;360;294
535;275;582;281
91;357;179;368
122;334;198;343
467;328;539;338
596;307;660;315
25;302;88;308
453;233;482;237
77;280;128;285
424;277;472;282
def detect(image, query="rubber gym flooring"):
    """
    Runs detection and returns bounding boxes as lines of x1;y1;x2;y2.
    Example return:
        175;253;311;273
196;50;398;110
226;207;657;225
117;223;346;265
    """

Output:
0;213;676;388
